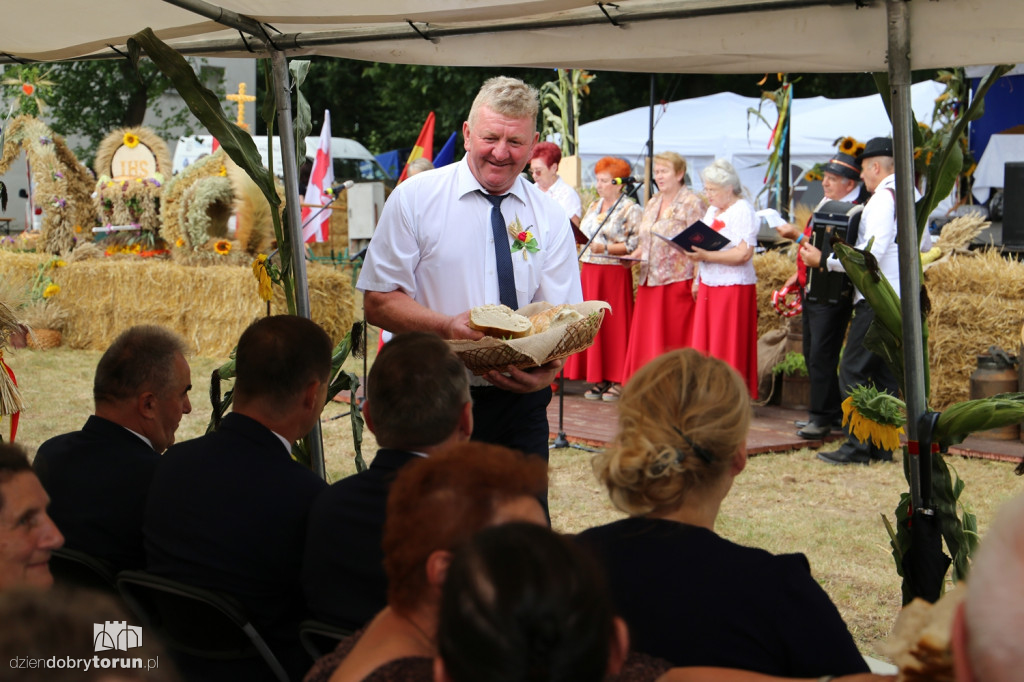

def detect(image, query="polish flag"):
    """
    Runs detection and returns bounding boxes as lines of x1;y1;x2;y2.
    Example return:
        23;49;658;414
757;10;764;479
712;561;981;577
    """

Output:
301;111;335;243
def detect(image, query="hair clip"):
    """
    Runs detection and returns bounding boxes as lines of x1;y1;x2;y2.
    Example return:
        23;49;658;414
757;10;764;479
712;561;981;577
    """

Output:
673;426;715;465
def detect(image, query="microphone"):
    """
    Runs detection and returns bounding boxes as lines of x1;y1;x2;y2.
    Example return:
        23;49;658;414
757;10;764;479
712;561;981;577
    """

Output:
612;176;640;185
323;180;355;197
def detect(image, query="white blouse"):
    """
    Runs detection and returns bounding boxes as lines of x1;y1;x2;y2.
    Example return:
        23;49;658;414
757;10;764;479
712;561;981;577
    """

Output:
697;199;758;287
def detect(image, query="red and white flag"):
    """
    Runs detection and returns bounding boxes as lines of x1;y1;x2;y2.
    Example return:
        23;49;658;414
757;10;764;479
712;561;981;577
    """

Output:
301;110;335;243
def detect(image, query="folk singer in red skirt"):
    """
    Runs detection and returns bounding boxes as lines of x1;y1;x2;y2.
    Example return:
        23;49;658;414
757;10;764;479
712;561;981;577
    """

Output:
689;159;759;399
622;151;707;383
563;156;641;402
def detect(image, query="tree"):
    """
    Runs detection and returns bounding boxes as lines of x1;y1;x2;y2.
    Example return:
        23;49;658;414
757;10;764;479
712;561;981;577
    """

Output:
4;60;210;166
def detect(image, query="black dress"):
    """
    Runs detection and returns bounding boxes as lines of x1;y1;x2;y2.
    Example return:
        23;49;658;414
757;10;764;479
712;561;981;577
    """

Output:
576;517;869;678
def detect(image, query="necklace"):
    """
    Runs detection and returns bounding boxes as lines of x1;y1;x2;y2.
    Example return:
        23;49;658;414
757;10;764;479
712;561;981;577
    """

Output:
397;612;435;653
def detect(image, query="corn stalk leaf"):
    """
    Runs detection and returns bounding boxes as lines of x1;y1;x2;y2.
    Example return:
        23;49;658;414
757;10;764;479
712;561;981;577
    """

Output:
289;60;312;165
127;29;277;212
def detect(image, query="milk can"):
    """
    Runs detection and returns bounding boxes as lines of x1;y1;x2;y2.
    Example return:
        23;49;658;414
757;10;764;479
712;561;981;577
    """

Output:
970;351;1019;440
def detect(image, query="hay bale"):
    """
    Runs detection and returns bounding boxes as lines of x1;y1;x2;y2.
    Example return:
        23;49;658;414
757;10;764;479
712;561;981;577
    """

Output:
925;250;1024;409
0;251;50;287
51;258;356;357
754;248;798;338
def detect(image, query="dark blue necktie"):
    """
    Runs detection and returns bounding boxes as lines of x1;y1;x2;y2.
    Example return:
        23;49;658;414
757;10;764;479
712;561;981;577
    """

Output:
481;192;518;309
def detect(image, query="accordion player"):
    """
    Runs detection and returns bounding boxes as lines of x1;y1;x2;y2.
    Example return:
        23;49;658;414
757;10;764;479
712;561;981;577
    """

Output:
806;201;863;305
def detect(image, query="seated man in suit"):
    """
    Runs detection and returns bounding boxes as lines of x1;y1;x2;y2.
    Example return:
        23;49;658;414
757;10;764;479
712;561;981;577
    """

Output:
302;331;472;630
144;315;332;679
33;325;192;570
0;443;64;592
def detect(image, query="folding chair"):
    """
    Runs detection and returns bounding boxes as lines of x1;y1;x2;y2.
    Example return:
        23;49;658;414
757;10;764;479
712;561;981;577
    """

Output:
116;570;289;682
49;547;119;594
298;618;353;660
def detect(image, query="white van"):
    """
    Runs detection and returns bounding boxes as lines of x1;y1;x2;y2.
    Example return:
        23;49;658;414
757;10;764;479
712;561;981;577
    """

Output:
171;134;393;185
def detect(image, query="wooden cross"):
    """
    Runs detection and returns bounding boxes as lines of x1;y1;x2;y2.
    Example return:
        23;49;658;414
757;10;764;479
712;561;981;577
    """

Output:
226;82;256;131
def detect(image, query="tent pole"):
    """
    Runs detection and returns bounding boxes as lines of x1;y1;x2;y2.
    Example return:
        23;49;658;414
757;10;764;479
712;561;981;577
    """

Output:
887;0;925;510
646;74;655;203
270;49;326;480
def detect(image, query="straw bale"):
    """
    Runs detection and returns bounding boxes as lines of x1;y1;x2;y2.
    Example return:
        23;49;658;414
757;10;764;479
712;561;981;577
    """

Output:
50;259;356;357
0;251;50;288
925;248;1024;298
754;248;798;338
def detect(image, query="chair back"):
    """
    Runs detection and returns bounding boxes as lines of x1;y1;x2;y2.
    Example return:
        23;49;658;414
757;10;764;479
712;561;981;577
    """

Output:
50;547;118;594
298;619;353;660
116;570;289;682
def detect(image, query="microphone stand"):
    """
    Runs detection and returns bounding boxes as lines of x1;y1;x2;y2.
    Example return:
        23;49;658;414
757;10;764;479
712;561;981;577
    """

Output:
553;179;638;453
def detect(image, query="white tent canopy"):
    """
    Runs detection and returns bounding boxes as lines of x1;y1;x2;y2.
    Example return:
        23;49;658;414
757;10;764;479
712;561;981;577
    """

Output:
2;0;1023;73
578;80;945;203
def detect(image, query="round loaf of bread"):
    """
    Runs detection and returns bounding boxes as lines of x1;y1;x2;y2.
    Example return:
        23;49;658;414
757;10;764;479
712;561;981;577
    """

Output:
529;304;584;335
469;304;534;339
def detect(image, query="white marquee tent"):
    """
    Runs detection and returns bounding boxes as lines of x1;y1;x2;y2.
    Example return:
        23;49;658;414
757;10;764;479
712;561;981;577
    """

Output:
577;80;945;202
2;0;1021;479
2;0;1023;74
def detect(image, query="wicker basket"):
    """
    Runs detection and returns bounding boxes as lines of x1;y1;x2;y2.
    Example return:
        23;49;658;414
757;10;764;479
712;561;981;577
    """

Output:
451;303;607;375
27;328;62;350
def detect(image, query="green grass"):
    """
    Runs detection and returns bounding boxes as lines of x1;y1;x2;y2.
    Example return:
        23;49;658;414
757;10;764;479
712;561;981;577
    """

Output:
7;345;1022;660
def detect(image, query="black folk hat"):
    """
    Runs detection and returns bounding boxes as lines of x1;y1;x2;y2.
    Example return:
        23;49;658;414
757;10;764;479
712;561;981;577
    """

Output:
859;137;894;160
822;152;861;181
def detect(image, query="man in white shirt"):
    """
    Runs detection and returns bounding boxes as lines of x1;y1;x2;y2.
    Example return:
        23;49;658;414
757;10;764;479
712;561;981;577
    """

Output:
801;137;930;465
357;77;582;478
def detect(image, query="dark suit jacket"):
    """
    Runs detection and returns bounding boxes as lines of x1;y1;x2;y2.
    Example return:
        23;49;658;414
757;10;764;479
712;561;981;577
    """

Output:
34;415;159;570
144;412;327;649
301;448;420;629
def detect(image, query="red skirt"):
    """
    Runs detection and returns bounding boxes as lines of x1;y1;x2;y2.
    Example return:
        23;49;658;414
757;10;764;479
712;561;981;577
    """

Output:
564;262;634;384
621;280;695;383
691;282;758;399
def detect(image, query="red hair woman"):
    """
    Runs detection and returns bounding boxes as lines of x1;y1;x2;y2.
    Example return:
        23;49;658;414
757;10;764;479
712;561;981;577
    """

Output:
563;156;641;402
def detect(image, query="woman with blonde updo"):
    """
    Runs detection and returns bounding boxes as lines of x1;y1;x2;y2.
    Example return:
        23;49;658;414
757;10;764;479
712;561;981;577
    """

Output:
576;349;869;679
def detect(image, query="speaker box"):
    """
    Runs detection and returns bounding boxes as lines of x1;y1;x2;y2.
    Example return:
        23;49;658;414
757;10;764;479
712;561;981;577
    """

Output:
1003;162;1024;247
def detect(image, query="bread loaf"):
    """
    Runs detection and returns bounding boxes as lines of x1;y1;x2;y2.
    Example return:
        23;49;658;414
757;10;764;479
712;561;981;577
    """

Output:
529;305;584;334
468;304;533;339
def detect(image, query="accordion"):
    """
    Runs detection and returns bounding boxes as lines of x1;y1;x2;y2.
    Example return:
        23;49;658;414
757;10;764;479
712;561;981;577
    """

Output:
806;201;862;305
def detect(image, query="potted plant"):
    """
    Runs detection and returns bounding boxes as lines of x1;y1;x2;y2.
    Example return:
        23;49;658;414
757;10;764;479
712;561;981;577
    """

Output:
773;351;809;410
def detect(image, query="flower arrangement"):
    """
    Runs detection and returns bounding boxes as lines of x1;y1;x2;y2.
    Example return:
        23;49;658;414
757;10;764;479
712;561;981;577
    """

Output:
508;216;539;259
93;175;163;233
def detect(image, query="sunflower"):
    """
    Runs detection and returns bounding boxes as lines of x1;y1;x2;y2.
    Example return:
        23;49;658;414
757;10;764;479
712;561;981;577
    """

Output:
123;132;140;148
175;238;185;248
252;254;274;301
838;136;858;154
854;143;865;157
218;165;228;177
214;240;232;255
841;385;906;452
42;283;60;299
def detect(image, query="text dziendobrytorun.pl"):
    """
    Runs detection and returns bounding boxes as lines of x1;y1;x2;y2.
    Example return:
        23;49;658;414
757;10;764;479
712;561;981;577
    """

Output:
9;655;159;671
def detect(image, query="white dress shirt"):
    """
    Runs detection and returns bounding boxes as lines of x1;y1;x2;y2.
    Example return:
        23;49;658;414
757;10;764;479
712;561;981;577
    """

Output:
358;158;583;316
825;174;932;303
544;176;582;221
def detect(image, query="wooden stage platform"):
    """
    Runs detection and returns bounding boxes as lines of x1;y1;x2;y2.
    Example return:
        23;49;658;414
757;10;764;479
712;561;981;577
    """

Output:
548;379;1024;464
